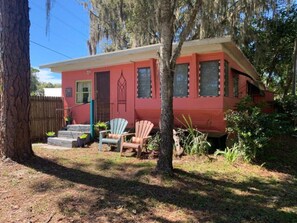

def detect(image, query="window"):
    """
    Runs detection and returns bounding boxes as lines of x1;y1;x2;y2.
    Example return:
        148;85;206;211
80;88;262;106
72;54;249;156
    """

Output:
199;61;220;96
224;60;229;97
137;67;151;98
233;74;239;97
76;81;91;103
174;64;189;97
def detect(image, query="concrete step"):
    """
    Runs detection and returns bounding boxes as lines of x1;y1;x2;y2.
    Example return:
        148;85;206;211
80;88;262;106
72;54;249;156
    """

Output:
58;130;87;139
47;137;77;148
67;124;90;132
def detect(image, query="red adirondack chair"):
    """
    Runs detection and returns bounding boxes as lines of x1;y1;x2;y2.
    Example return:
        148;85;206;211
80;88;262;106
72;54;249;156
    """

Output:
120;120;154;158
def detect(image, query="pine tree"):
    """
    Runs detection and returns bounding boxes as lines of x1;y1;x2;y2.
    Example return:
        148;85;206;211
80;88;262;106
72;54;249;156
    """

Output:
0;0;33;161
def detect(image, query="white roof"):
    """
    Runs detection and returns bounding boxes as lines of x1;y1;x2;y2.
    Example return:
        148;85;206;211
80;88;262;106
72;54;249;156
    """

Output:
44;88;62;97
40;36;260;82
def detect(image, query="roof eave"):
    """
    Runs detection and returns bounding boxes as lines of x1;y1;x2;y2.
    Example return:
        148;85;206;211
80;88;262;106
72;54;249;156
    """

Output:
39;36;263;89
221;42;264;89
40;36;233;72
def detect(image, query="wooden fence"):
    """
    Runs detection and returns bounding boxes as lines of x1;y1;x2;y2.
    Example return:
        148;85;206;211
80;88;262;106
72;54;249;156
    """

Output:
30;96;64;141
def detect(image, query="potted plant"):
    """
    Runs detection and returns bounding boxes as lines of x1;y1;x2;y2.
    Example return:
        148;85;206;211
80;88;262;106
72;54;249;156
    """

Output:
46;131;56;143
95;121;108;131
94;121;108;138
77;133;91;148
46;131;56;137
65;115;73;126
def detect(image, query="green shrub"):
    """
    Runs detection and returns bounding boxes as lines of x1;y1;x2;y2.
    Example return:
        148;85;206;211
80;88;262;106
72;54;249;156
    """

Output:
225;107;269;162
147;132;160;151
275;95;297;128
64;115;73;124
261;113;294;136
225;96;296;162
275;95;297;115
177;115;210;156
236;95;255;112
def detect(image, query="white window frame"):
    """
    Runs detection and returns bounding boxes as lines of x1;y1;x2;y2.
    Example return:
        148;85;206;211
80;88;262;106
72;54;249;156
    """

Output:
75;80;92;104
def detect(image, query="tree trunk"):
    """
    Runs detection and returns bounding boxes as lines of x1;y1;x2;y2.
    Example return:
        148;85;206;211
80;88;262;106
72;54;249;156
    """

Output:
0;0;33;161
155;0;200;174
292;38;297;95
156;0;175;174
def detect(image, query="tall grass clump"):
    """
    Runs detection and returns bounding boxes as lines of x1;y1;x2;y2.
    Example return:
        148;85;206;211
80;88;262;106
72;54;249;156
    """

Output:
177;115;210;156
214;143;242;164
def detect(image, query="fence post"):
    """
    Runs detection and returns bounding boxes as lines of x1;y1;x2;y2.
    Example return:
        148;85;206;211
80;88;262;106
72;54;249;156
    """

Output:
90;100;95;139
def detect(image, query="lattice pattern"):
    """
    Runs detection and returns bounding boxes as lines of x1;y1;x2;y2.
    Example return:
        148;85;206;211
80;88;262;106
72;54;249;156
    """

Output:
117;71;127;111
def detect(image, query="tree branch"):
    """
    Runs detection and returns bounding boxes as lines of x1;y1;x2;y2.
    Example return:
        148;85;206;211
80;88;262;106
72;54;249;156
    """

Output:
171;0;202;66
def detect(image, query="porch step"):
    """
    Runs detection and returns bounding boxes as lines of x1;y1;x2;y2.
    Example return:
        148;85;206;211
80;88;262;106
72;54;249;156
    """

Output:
67;124;91;132
47;137;77;148
58;130;89;139
47;124;92;148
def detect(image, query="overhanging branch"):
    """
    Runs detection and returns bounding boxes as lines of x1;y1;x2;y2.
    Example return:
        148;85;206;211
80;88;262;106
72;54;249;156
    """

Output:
171;0;202;66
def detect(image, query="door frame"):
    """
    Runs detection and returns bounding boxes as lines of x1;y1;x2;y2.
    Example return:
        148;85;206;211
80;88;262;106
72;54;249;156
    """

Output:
95;71;111;122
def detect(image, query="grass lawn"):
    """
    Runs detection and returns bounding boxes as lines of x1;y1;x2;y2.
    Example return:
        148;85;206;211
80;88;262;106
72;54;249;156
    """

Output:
0;142;296;223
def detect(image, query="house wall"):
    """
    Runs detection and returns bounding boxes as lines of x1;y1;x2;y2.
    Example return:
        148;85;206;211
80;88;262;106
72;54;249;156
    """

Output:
92;63;136;124
61;51;262;135
222;53;251;111
62;70;92;124
62;63;136;124
133;53;227;134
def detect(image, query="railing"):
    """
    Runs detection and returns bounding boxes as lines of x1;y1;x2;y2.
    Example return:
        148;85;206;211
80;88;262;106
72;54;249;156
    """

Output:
96;102;114;123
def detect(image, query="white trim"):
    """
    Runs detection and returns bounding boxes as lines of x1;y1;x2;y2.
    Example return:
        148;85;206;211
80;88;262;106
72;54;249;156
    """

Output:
39;36;261;86
75;80;92;104
40;37;230;72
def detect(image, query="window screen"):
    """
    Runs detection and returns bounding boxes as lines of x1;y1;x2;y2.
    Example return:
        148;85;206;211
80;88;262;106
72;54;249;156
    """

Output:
233;74;239;97
137;68;151;98
174;64;189;97
199;61;220;96
224;60;229;97
76;81;91;103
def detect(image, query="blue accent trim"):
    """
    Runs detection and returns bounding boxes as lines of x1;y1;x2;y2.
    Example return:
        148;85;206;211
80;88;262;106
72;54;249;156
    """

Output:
90;100;95;139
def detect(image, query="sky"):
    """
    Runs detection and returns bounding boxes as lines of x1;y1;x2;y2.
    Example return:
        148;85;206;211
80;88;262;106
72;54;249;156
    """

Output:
29;0;297;84
29;0;91;84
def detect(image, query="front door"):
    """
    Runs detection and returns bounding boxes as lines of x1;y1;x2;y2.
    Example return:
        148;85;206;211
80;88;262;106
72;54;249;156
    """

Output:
95;72;110;122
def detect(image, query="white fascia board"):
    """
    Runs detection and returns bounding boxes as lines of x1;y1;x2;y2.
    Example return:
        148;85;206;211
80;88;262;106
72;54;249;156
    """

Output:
222;43;260;80
40;37;232;73
222;42;264;89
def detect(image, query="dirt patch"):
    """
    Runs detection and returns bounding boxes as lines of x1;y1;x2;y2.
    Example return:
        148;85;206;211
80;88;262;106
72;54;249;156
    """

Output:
0;145;296;222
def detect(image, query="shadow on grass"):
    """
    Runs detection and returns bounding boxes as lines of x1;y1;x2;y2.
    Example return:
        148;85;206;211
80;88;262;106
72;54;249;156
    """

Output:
256;135;297;177
25;155;297;223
